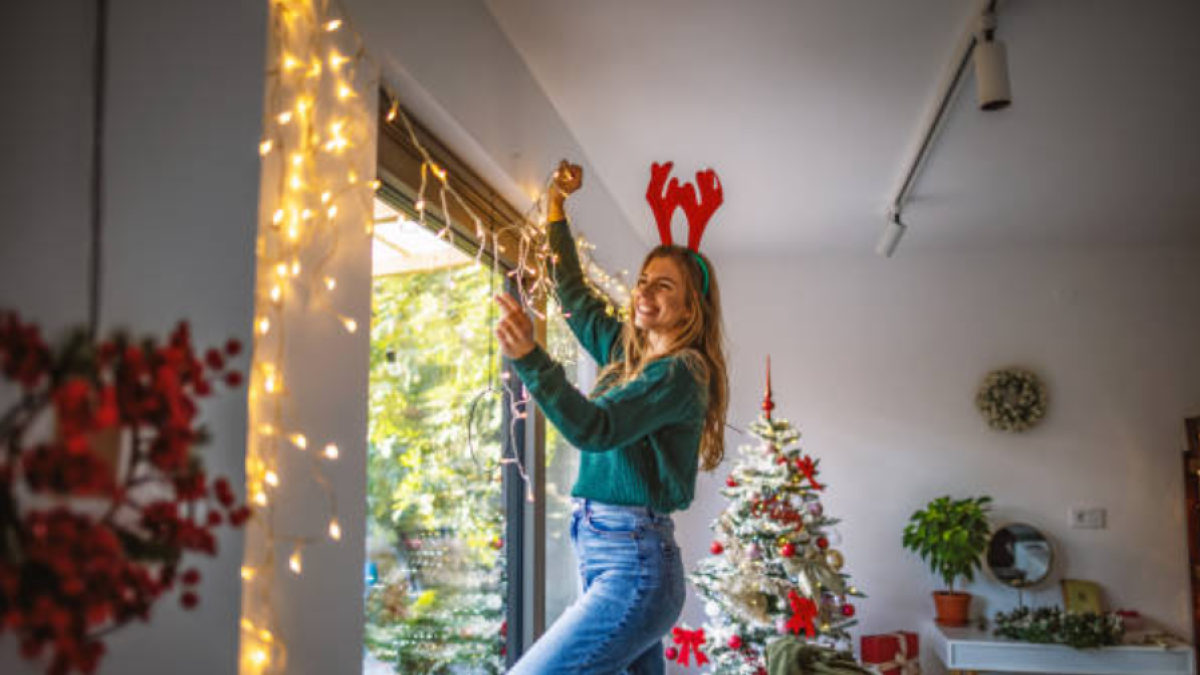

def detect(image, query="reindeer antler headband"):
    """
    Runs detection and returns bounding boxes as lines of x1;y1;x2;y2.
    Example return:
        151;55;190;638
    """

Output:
645;162;723;295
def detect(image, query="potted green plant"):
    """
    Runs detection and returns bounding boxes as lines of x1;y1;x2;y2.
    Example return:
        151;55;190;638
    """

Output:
902;495;993;626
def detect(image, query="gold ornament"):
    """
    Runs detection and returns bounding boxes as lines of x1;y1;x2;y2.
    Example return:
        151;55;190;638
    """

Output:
825;550;844;570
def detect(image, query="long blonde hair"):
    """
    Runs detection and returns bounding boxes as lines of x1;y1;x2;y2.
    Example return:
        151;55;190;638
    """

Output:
593;245;728;471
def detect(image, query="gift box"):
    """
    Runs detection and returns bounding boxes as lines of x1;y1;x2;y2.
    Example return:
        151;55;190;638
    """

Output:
861;631;919;675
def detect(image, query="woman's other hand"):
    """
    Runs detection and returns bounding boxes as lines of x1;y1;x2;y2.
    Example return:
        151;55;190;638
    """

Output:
495;292;536;359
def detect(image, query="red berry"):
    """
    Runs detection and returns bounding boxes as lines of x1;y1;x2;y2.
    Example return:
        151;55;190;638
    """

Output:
710;541;724;555
817;537;829;550
842;603;856;617
726;476;738;488
224;371;243;388
181;592;199;609
182;569;201;585
204;348;225;370
225;338;243;356
664;647;678;660
781;543;796;558
729;635;743;649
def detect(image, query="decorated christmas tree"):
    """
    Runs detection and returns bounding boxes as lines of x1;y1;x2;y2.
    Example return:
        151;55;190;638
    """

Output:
669;358;867;675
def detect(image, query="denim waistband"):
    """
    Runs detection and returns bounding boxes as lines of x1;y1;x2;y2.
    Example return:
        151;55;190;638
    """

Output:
572;497;672;523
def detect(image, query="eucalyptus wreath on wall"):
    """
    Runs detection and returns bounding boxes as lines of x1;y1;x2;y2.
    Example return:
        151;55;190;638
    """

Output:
975;367;1048;432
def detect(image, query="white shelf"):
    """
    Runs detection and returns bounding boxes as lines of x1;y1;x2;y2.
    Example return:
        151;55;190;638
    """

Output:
926;622;1196;675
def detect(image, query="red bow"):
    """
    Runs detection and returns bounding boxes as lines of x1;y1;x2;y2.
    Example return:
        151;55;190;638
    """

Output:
671;627;709;666
787;590;818;637
795;456;825;491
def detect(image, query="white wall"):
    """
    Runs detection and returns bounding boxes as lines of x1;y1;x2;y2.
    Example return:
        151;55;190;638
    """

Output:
670;245;1200;673
0;1;265;673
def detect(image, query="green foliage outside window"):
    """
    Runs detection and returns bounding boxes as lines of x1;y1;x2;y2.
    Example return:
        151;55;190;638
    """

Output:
364;262;506;674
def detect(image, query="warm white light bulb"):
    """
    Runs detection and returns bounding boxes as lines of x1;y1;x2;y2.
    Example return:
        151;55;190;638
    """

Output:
278;111;292;124
259;140;273;156
329;519;342;541
257;317;271;335
289;551;302;574
325;19;342;31
290;434;308;450
324;277;337;291
324;443;339;460
265;470;279;487
343;318;357;333
269;285;282;304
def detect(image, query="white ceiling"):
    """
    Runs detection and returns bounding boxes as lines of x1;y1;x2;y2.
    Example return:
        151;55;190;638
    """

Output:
482;0;1200;255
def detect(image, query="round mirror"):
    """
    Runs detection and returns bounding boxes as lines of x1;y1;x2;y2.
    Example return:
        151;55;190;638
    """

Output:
985;522;1054;588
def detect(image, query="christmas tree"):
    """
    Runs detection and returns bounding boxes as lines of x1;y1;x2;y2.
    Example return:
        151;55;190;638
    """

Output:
669;358;867;675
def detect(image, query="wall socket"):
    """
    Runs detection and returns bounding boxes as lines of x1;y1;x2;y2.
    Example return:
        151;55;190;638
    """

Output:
1069;507;1107;529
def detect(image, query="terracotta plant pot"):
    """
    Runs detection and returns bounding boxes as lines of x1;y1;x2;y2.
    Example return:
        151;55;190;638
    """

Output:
933;590;972;626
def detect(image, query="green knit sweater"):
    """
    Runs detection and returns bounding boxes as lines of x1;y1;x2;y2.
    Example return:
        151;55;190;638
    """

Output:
510;219;707;513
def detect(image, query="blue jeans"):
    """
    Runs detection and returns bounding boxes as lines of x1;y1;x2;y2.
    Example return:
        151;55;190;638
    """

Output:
509;498;687;674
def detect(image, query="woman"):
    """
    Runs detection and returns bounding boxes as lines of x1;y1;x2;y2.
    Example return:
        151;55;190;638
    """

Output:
495;159;729;674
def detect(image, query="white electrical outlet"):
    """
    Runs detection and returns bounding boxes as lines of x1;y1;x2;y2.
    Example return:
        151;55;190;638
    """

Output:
1069;507;1106;529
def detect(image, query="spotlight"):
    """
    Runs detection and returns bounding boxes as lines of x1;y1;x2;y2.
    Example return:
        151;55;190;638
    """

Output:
875;212;907;258
975;12;1011;110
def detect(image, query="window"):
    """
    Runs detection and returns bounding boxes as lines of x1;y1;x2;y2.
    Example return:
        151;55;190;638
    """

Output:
370;98;619;672
364;198;507;675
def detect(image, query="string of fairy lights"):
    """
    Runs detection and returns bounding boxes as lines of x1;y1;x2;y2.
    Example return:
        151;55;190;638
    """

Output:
241;1;630;672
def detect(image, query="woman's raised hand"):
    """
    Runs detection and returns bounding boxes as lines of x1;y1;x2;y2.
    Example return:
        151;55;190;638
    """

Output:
494;292;536;360
550;160;583;199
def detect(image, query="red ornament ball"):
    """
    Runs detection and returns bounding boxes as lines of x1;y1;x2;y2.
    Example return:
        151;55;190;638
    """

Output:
728;635;743;649
710;541;725;555
726;476;738;488
841;603;856;617
817;537;829;550
665;647;678;660
180;592;199;609
781;543;796;558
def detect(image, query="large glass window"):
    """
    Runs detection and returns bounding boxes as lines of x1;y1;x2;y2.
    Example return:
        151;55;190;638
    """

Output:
364;198;507;675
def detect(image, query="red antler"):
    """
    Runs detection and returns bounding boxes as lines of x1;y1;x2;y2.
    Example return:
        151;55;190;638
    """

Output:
679;168;723;251
646;162;680;246
644;162;723;251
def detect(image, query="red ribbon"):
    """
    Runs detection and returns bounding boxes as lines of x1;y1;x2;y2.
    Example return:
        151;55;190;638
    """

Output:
795;456;825;491
787;590;818;637
671;627;709;666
